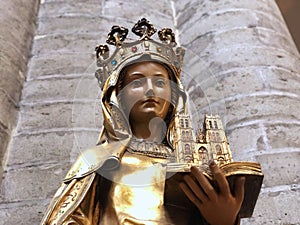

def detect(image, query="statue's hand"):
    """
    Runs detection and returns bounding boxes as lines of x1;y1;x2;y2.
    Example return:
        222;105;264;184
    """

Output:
180;160;245;225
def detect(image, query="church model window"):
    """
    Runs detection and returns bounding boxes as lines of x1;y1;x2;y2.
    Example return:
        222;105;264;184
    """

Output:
214;121;218;129
198;146;207;153
217;157;225;165
216;132;221;142
185;144;191;154
181;130;185;140
215;144;222;154
185;119;189;127
180;119;184;127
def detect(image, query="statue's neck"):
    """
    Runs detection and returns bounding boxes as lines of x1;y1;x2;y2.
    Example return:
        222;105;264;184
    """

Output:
130;118;167;143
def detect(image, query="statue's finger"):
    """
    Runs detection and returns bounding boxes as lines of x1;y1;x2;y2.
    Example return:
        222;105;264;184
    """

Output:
190;166;217;202
179;182;202;210
183;174;208;203
209;160;230;196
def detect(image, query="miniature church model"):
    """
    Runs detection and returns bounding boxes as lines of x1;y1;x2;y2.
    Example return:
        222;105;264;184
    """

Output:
172;112;233;168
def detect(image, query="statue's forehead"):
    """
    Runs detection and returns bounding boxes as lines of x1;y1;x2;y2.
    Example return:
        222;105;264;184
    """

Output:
123;62;170;77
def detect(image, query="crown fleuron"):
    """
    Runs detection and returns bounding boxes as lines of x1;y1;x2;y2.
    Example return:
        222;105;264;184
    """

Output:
95;18;185;90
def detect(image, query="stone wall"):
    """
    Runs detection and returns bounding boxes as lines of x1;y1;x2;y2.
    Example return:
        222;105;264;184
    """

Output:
0;0;299;224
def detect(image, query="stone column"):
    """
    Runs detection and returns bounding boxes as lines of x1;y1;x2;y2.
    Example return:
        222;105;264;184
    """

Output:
0;0;39;179
173;0;300;224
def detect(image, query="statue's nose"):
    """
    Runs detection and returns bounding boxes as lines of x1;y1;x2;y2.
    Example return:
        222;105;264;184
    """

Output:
145;79;155;97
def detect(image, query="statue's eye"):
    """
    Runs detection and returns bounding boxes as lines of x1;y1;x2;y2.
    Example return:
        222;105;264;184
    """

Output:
130;79;142;87
155;79;166;87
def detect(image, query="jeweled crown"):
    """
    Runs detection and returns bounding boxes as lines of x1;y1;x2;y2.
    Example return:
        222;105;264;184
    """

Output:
95;18;185;90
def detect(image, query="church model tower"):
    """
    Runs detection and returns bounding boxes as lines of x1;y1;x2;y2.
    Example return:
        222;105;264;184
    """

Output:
172;112;233;169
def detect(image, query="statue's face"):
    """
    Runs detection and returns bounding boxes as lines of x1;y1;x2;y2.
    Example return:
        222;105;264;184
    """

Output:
120;61;171;123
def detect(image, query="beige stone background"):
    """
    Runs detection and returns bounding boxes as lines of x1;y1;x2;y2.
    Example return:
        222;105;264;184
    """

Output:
0;0;300;224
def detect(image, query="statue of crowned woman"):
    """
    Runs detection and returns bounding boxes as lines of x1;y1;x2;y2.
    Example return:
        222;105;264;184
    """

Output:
41;18;263;225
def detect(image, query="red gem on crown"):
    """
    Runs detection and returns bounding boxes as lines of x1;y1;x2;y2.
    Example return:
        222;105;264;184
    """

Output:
131;46;138;52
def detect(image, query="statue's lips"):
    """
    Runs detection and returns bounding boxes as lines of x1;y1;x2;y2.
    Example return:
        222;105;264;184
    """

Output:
142;99;159;105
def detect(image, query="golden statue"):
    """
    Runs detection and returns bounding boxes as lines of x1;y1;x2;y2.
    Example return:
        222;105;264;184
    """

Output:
40;18;263;225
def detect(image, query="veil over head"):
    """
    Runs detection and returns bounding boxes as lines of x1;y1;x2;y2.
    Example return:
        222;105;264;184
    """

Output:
97;53;188;151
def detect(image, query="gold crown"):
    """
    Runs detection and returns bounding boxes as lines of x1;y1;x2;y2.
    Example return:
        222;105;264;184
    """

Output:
95;18;185;90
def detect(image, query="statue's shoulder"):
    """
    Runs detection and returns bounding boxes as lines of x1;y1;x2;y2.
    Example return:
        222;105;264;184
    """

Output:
40;172;98;225
64;138;130;182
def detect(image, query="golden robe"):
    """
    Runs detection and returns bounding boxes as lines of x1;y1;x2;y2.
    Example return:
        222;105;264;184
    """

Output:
40;140;209;225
